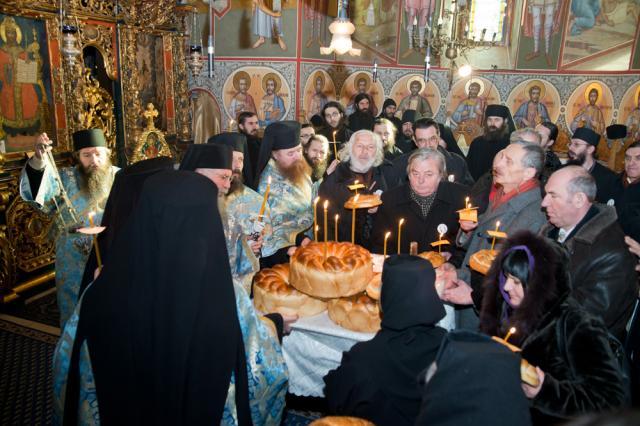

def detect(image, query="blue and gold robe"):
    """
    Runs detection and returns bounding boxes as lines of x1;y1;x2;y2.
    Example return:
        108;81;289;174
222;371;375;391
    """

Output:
53;281;288;425
257;159;314;257
225;185;272;294
19;164;118;327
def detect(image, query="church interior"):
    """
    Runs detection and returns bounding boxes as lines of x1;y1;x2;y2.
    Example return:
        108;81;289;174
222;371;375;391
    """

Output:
1;0;640;424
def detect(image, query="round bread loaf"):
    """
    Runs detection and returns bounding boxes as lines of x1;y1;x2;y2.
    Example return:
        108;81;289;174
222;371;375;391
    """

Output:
469;249;498;275
418;251;446;268
365;272;382;300
327;293;381;333
253;264;327;317
344;194;382;209
290;242;373;298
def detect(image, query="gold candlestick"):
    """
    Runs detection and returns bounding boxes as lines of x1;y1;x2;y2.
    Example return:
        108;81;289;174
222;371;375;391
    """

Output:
397;218;405;254
334;214;339;242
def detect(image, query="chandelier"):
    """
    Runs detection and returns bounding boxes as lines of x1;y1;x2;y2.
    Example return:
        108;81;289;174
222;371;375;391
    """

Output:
320;0;361;57
423;1;498;84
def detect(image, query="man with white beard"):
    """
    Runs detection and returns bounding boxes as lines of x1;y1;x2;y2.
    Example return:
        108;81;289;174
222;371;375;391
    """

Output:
317;130;391;247
20;129;118;326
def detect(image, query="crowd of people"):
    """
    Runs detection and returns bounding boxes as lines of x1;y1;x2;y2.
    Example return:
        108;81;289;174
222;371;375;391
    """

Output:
21;94;640;424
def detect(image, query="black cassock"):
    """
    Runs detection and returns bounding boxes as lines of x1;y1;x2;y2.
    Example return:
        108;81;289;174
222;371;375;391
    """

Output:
466;134;510;181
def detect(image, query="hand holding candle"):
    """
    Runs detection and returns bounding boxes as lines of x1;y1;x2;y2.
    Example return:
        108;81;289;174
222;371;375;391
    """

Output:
258;176;271;217
397;218;405;254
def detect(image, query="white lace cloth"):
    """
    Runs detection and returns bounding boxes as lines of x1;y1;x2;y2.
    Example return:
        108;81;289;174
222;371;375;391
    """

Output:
282;305;455;397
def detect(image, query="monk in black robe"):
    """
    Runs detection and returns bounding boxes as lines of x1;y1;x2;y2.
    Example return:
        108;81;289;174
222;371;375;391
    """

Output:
466;104;514;180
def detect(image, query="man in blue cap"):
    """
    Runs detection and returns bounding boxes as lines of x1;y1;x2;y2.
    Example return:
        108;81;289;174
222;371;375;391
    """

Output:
19;129;119;326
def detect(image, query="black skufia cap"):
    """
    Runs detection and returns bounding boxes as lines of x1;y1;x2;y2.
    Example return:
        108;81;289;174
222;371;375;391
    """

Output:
179;144;233;171
573;127;601;147
73;129;108;151
254;121;301;183
606;124;627;140
401;109;416;124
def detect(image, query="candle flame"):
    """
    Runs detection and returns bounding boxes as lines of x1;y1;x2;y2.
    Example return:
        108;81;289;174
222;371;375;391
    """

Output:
509;327;516;334
496;221;501;228
88;211;95;219
399;218;405;226
385;231;391;239
335;214;339;220
314;196;320;206
267;175;272;185
332;130;337;137
354;179;359;185
315;225;319;231
324;200;329;209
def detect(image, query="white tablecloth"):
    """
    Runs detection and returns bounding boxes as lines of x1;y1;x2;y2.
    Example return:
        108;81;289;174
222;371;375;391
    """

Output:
282;304;455;397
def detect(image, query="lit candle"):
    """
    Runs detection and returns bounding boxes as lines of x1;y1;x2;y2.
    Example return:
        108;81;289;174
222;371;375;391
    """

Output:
351;194;359;243
313;196;320;241
332;130;338;159
397;218;405;254
88;211;103;269
323;200;329;244
384;231;391;257
438;232;444;253
465;196;470;209
258;176;271;217
504;327;516;343
229;119;235;131
334;214;339;242
354;179;359;194
490;220;501;251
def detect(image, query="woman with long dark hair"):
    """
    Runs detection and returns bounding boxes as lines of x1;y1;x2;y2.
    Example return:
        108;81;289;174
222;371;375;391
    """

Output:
479;231;627;424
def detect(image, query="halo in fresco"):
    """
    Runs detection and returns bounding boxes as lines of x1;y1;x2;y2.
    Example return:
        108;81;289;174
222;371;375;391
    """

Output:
302;69;336;121
565;80;613;136
446;76;501;146
620;82;640;141
506;79;561;129
340;71;384;117
389;74;441;119
222;66;291;125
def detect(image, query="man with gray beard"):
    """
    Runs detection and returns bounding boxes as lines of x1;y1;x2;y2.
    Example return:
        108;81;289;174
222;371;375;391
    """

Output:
20;129;118;326
317;130;392;247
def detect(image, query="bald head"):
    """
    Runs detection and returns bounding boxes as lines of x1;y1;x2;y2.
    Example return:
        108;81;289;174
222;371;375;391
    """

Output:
541;166;595;229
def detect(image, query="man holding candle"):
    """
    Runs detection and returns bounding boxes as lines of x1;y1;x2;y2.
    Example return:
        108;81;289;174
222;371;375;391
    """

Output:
317;130;391;247
255;121;314;267
371;148;468;256
466;104;515;181
318;101;353;163
181;143;263;294
443;141;547;330
20;129;119;327
390;118;474;187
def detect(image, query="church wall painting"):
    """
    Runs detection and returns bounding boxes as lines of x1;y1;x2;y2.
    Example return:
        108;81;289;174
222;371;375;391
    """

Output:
210;0;298;57
445;76;501;147
388;74;441;120
301;69;336;121
561;0;639;69
350;0;399;61
565;80;613;136
619;82;640;141
300;0;331;59
397;0;441;66
506;78;561;129
339;71;385;116
136;33;167;130
0;13;56;153
515;0;565;70
222;65;291;126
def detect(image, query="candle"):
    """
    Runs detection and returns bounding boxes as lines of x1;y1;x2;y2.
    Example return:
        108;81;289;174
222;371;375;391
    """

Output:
354;179;359;194
397;218;405;254
258;176;271;217
332;130;338;159
465;196;470;209
323;200;329;244
438;232;444;253
313;196;320;241
490;220;501;251
504;327;516;343
334;214;339;242
383;231;391;257
351;194;359;243
88;212;103;269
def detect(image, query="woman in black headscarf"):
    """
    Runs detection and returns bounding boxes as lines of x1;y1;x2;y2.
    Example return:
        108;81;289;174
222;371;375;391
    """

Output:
323;255;447;426
53;171;288;425
79;156;174;293
479;231;627;425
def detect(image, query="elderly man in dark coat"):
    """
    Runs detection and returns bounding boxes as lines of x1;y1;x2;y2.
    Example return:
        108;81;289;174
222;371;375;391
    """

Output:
316;130;392;247
371;148;468;255
540;166;638;341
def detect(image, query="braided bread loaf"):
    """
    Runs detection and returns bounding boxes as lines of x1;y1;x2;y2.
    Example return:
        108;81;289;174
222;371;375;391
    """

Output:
327;293;381;333
253;264;327;317
344;194;382;209
290;242;373;298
